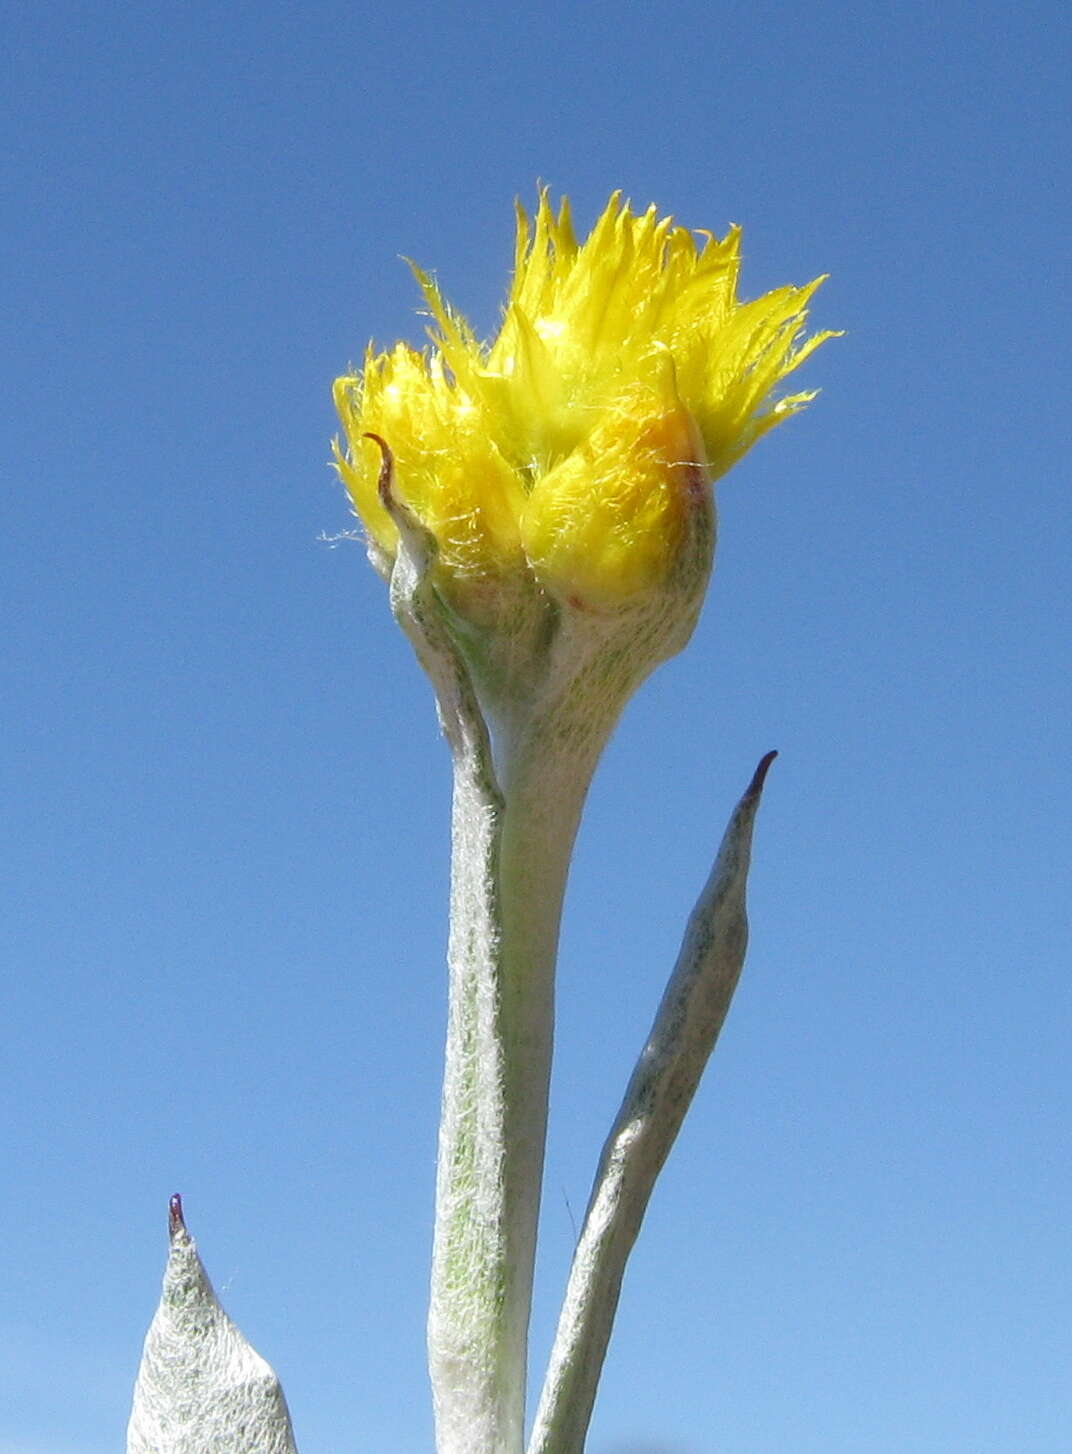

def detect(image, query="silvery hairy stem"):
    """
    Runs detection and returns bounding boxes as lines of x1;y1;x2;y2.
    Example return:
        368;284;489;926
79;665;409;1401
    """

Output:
430;716;601;1454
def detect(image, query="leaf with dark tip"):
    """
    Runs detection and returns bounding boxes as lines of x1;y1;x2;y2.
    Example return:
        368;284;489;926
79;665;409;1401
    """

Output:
127;1195;299;1454
529;753;777;1454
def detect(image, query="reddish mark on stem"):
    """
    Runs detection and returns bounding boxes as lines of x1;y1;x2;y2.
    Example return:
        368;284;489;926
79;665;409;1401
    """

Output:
683;459;708;503
168;1193;186;1238
362;432;394;509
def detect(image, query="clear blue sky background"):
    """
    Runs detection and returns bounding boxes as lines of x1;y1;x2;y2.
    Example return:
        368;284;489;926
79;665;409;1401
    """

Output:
3;2;1069;1451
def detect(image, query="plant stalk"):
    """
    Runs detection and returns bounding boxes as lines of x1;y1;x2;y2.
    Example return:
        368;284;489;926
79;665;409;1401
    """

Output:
429;722;597;1454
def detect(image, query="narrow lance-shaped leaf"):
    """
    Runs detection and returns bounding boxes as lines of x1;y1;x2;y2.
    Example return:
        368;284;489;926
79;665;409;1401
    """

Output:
528;752;777;1454
127;1194;299;1454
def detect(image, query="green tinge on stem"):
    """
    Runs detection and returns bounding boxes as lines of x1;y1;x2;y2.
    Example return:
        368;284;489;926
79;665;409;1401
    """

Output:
431;737;595;1454
527;753;776;1454
428;752;513;1454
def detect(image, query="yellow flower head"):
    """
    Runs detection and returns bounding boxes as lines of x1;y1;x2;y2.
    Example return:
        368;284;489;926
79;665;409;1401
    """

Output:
334;191;835;614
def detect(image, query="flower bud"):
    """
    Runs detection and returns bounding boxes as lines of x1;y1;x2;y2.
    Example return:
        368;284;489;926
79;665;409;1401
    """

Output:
333;191;835;693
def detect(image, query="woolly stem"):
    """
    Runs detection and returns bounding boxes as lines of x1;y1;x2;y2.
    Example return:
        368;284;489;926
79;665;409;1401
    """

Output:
429;721;599;1454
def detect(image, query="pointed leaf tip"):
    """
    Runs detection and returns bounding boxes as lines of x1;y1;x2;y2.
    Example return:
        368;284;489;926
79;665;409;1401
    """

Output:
362;431;394;508
747;749;778;798
128;1196;299;1453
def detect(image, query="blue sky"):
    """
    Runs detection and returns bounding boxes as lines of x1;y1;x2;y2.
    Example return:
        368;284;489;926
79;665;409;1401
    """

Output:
3;1;1069;1451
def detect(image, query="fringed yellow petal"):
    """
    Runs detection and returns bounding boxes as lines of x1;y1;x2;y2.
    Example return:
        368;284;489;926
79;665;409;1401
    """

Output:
689;279;840;478
334;190;835;614
407;263;487;403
